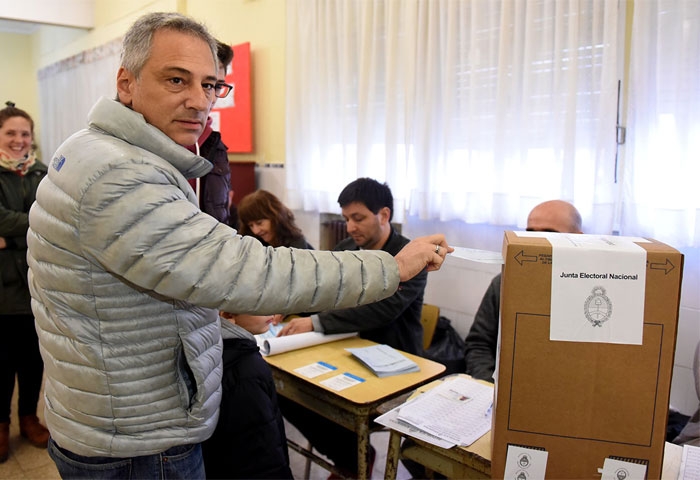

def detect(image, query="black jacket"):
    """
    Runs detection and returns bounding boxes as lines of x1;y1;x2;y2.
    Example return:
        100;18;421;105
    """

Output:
464;273;501;382
199;131;231;224
0;161;47;315
202;323;292;479
316;228;427;355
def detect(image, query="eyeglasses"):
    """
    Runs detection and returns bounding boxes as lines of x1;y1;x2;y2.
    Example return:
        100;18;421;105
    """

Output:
215;83;233;98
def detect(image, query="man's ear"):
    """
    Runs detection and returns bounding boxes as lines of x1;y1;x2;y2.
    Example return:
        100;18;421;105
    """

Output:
378;206;391;225
116;67;135;106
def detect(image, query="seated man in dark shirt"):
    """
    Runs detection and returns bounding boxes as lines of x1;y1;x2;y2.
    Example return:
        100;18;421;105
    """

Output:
464;200;583;382
278;177;428;477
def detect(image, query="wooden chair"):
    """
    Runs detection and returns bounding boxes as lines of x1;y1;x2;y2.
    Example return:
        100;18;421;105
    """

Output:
420;304;440;351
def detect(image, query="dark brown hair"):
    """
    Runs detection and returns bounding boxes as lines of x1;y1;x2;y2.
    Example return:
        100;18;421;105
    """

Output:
237;190;305;247
216;40;233;68
0;101;34;134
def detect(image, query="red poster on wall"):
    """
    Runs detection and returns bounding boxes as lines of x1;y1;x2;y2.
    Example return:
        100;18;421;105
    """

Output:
210;42;252;153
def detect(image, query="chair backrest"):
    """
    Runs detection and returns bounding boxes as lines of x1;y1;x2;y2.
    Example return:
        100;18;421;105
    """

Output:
420;304;440;351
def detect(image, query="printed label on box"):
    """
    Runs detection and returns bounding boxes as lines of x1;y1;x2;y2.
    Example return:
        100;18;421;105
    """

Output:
549;234;646;344
599;458;647;480
503;445;548;479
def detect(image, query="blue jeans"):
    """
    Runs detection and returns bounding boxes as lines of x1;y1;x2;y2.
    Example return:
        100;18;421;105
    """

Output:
48;438;205;479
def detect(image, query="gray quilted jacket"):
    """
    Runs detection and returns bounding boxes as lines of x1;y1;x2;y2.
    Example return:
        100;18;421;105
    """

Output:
26;97;399;458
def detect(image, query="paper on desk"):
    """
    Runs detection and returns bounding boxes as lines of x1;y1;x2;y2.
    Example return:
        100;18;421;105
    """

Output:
374;400;456;449
346;344;419;377
397;376;493;446
259;331;357;356
449;246;504;264
679;444;700;480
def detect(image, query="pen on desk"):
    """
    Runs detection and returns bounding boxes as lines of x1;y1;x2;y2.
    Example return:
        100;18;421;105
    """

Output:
484;401;493;417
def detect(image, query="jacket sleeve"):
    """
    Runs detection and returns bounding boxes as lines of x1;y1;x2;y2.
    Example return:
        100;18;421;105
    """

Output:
464;273;501;382
76;163;399;315
316;269;427;334
0;204;28;238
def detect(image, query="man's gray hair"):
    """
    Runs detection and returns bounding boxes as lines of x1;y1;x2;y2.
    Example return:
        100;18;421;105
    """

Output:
121;12;218;78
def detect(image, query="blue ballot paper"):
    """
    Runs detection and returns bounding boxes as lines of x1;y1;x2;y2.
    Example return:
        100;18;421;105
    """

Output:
345;344;420;377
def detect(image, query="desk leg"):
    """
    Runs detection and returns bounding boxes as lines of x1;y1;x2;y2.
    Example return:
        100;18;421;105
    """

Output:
384;431;401;480
356;417;370;480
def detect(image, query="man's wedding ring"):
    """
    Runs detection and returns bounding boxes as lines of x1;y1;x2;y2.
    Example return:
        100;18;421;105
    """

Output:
434;245;440;255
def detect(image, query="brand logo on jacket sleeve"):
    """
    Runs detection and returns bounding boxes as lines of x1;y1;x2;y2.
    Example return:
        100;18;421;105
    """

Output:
52;155;66;171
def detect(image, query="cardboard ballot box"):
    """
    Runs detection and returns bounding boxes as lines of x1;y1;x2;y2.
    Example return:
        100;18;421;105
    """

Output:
491;232;684;480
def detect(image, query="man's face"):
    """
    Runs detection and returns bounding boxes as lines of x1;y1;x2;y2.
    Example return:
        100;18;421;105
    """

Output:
341;201;388;250
116;29;218;146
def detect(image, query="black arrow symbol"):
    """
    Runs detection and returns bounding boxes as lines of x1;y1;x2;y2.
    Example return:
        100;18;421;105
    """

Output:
514;250;537;266
650;258;675;274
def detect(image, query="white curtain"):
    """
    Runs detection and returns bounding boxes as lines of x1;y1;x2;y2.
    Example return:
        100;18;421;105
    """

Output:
286;0;620;230
622;0;700;248
38;38;122;161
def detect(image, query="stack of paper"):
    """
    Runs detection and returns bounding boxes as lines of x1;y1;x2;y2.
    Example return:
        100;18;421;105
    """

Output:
375;375;494;448
345;344;419;377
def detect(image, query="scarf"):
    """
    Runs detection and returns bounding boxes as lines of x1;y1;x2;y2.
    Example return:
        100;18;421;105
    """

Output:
0;148;37;175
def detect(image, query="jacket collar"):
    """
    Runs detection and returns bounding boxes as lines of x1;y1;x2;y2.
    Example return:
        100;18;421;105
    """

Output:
220;318;255;341
87;97;212;180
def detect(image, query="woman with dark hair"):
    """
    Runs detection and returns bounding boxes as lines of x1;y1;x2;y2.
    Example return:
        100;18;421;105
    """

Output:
0;101;49;462
237;189;314;249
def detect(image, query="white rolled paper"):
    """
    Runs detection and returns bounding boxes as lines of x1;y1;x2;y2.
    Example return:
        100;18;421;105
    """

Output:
261;331;357;356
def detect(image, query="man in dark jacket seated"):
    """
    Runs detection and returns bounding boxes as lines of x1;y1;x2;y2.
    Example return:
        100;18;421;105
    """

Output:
464;200;583;382
278;177;428;478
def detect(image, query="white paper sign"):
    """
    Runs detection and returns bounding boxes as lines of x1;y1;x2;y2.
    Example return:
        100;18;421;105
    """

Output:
548;234;646;344
599;458;647;480
503;445;548;479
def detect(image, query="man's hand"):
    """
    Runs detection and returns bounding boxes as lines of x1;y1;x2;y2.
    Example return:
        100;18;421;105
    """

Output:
395;234;453;282
0;237;6;250
278;317;314;336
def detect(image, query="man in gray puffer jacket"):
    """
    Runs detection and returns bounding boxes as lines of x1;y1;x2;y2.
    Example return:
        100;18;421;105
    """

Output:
26;12;450;480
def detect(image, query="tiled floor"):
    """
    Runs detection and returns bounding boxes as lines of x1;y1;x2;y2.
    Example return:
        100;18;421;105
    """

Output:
0;387;59;480
1;383;412;479
284;419;413;480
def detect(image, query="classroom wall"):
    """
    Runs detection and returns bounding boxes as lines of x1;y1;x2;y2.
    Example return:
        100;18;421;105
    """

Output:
0;32;41;149
185;0;286;167
4;0;283;166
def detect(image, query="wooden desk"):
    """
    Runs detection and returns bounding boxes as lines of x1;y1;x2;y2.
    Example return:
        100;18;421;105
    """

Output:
383;375;491;480
384;375;683;480
264;337;446;479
